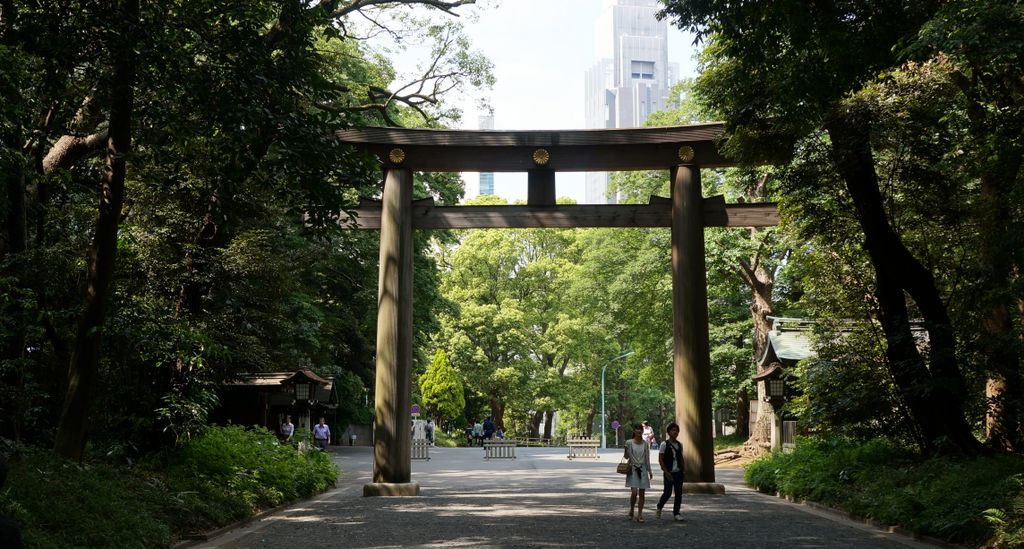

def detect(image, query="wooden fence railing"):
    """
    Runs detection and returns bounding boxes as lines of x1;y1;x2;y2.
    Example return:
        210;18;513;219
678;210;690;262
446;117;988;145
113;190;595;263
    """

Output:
412;439;431;460
566;437;600;459
484;440;517;459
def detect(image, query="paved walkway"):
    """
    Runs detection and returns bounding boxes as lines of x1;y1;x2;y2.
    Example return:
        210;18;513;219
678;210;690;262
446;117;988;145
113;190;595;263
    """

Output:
194;446;942;548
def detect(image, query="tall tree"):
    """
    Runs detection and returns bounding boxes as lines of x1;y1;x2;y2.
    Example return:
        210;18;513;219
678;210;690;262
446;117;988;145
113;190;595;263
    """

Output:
913;0;1024;452
53;0;139;458
1;0;489;457
419;349;465;425
660;0;985;455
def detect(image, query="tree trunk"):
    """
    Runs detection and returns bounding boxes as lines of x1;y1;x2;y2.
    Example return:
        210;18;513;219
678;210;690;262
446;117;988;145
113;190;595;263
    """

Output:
827;108;983;456
542;410;554;440
529;410;542;438
977;141;1023;453
54;1;137;459
740;238;775;451
745;388;773;456
952;71;1024;453
585;408;595;438
734;387;750;439
489;397;505;430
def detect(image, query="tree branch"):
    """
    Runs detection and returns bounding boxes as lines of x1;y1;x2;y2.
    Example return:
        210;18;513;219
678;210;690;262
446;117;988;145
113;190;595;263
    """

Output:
42;130;108;173
330;0;475;19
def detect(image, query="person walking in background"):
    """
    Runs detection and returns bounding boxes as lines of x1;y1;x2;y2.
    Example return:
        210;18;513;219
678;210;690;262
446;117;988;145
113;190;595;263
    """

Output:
280;415;294;443
482;417;495;440
655;422;684;521
472;420;483;446
641;420;656;448
624;423;653;522
313;417;330;450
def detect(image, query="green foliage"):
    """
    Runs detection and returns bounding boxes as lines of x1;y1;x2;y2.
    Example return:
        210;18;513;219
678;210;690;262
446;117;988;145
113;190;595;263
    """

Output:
153;331;223;446
790;325;918;444
432;429;460;448
985;475;1024;548
419;349;465;423
332;369;373;431
0;448;174;548
713;433;746;452
745;439;1024;545
0;427;336;547
166;425;336;520
0;0;487;456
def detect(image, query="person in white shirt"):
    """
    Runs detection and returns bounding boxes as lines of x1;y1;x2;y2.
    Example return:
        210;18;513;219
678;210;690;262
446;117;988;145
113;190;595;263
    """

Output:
624;423;653;522
280;415;294;442
641;421;656;448
312;417;330;450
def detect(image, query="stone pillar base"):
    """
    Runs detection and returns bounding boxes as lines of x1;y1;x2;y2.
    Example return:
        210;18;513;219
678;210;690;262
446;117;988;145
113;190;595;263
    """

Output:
363;482;421;497
683;482;725;495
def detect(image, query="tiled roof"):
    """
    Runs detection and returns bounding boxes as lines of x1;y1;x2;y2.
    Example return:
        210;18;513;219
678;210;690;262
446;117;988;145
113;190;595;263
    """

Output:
757;317;929;368
765;318;817;364
225;370;334;391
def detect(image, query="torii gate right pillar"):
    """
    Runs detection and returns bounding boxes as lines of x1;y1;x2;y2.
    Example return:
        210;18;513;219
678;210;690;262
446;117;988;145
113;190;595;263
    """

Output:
671;164;723;493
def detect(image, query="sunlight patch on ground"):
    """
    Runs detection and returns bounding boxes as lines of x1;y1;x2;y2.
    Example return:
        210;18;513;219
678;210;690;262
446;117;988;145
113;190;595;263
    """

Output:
393;502;610;517
404;490;623;500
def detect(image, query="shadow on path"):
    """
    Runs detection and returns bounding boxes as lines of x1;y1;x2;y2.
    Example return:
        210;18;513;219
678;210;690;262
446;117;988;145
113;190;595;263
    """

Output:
193;446;940;549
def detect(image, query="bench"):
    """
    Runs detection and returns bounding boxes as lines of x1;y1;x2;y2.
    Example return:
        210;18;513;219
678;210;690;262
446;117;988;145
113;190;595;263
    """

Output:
412;438;431;460
567;437;600;459
483;440;517;459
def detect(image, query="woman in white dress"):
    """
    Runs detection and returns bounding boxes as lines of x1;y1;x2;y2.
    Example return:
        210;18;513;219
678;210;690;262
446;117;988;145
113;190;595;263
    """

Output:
624;423;653;522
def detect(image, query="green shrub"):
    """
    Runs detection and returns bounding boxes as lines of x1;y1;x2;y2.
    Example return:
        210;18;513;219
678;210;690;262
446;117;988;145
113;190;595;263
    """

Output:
0;448;173;549
0;426;337;548
433;429;459;448
744;438;1024;546
165;425;336;525
985;475;1024;548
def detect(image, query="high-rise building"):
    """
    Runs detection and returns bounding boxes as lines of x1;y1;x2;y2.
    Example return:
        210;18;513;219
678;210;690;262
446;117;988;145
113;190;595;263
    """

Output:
585;0;678;204
478;113;495;196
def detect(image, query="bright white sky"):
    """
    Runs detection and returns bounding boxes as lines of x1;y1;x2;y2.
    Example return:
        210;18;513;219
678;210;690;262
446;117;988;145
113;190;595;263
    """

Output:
375;0;700;203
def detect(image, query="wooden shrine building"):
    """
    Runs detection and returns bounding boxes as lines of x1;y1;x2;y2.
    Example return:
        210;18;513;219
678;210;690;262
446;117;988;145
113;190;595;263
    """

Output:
336;123;778;496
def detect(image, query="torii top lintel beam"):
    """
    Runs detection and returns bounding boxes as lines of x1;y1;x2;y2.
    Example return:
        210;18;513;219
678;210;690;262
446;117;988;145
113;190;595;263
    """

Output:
335;123;734;172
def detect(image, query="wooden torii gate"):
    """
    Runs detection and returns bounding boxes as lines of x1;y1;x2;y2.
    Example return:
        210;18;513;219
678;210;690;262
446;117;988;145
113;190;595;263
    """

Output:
336;123;778;496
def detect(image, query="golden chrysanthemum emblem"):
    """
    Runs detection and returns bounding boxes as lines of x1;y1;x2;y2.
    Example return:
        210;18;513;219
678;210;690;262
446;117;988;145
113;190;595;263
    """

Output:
677;145;695;163
532;148;550;166
388;148;406;164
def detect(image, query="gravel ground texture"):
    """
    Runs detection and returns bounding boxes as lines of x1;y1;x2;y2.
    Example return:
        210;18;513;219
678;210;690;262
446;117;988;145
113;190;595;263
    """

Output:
189;445;946;549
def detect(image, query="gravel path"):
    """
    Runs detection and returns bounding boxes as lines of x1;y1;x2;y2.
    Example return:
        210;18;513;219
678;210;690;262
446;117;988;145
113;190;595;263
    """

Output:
191;446;943;549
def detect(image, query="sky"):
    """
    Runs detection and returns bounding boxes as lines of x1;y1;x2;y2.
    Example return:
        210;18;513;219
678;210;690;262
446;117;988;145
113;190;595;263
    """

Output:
375;0;699;203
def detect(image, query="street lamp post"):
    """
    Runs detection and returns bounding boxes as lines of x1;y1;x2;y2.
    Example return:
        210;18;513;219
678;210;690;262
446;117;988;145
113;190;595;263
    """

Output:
601;351;634;449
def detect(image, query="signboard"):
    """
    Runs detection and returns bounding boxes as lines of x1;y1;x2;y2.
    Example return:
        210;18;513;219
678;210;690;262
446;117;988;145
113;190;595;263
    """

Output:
411;403;420;417
611;420;620;430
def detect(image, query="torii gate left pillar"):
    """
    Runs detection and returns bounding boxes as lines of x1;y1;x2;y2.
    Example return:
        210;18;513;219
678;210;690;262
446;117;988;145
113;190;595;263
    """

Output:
363;167;419;496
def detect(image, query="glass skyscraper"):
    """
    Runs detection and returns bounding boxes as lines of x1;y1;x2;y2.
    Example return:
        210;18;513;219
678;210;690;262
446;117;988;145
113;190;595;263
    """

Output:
478;113;495;196
584;0;678;204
